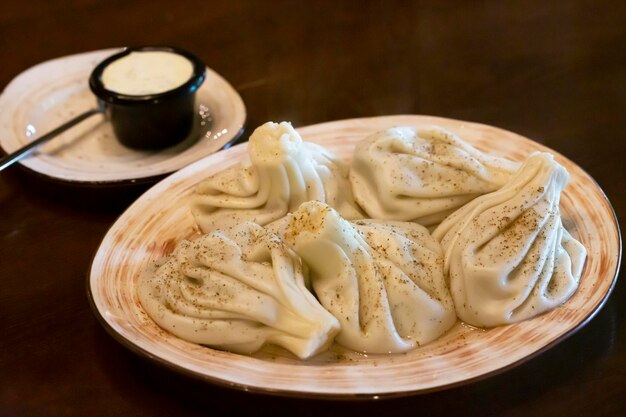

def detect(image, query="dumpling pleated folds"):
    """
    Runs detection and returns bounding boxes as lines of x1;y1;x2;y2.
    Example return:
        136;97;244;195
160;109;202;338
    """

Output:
281;201;456;354
191;121;364;233
350;126;520;226
139;222;340;359
432;152;587;327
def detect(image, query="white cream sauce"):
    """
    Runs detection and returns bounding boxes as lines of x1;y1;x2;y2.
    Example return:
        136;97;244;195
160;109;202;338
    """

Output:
102;51;194;95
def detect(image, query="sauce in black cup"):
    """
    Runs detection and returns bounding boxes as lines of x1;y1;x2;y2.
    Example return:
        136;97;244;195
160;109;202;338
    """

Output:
89;46;206;150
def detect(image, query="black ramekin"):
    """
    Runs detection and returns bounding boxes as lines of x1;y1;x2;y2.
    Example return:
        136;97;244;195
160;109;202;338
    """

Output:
89;46;206;150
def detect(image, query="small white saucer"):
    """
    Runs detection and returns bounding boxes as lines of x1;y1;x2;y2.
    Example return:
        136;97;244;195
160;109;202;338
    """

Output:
0;48;246;184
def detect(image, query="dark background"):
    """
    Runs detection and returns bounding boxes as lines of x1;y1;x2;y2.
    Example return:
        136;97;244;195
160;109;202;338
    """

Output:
1;1;624;416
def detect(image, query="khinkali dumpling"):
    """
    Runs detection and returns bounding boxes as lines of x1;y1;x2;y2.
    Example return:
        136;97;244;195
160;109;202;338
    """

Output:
139;222;340;359
281;201;456;354
350;126;520;225
432;152;587;327
192;121;364;233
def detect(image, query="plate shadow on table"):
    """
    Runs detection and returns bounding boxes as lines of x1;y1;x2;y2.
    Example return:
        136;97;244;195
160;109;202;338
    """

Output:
0;158;161;214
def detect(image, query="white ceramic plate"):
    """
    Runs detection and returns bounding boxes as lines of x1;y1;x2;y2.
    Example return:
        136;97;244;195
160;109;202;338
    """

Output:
0;48;245;184
88;115;621;397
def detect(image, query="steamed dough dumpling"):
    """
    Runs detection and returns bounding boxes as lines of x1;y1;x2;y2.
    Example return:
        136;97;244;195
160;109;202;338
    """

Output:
191;121;364;233
281;201;456;354
350;126;520;226
432;152;587;327
139;222;340;359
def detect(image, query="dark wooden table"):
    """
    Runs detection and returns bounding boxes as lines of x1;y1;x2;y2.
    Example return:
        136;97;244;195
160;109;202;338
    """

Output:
1;1;624;415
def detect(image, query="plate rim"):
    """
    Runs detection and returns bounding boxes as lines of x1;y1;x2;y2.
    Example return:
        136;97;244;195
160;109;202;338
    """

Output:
87;114;622;398
0;47;246;185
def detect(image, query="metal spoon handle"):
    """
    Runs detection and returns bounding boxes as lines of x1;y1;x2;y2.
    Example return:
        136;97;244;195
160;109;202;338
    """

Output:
0;107;104;172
